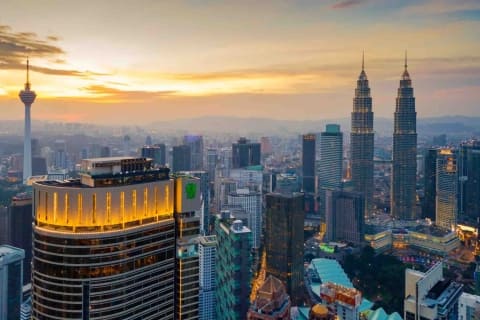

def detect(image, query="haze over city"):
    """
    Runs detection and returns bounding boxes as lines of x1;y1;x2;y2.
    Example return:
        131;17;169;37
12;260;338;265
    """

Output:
1;0;479;124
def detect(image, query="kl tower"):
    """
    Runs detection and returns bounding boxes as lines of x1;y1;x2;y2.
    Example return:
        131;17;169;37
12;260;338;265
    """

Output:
19;59;36;184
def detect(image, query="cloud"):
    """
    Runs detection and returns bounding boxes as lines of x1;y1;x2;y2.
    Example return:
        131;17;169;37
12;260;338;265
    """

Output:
331;0;367;9
0;24;101;77
80;84;177;101
403;0;480;15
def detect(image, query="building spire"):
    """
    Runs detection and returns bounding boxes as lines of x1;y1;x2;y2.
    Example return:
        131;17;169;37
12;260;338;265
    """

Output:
362;50;365;71
404;50;407;71
25;57;31;90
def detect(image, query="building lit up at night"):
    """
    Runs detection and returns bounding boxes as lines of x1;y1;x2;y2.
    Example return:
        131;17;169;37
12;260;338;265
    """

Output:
31;157;200;320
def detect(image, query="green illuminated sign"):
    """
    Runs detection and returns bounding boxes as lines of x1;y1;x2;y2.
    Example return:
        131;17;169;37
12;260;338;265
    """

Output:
319;244;335;253
185;183;197;199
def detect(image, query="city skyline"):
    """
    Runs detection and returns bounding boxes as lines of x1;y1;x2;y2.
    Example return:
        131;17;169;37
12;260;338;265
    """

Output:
0;0;479;124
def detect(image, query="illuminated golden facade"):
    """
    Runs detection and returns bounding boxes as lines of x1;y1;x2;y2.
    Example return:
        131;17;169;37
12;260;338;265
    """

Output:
31;158;178;320
34;179;174;232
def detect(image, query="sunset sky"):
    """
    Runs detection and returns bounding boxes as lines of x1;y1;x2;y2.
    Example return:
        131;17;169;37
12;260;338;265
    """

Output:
0;0;479;124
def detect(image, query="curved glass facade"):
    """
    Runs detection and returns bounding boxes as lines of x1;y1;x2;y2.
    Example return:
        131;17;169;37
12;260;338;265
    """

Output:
32;220;175;320
32;173;176;320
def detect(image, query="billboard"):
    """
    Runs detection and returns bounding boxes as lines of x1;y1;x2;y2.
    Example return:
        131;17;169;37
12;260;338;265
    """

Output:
175;176;201;213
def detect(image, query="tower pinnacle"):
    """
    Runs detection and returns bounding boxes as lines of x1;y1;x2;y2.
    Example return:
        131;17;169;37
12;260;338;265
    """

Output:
26;57;30;90
404;50;408;71
362;50;365;71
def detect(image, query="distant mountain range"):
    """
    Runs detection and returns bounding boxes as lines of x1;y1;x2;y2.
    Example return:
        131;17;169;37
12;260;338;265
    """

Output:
149;116;480;137
1;116;479;137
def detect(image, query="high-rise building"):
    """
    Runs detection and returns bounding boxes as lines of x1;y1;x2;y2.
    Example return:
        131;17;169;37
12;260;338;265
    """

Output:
173;145;192;172
31;157;179;319
8;194;33;285
458;140;480;221
436;149;457;231
214;177;237;212
184;135;204;170
199;235;217;320
218;147;233;178
0;207;9;245
228;189;262;249
207;148;218;183
19;59;36;184
423;148;438;220
247;275;291;320
318;124;343;216
53;139;68;170
302;134;316;194
230;166;263;192
215;217;252;320
141;143;166;166
404;262;463;320
265;193;304;305
350;53;374;217
392;53;417;220
232;138;261;169
0;245;25;320
319;124;343;191
325;190;364;245
174;176;202;320
179;171;209;235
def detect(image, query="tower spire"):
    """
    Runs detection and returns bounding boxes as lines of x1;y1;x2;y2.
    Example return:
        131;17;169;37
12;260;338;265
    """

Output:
25;57;31;90
404;50;407;71
362;50;365;71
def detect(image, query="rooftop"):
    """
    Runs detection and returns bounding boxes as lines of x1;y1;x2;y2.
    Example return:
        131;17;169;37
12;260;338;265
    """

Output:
411;225;453;237
361;307;403;320
0;245;25;265
309;258;353;288
198;235;217;246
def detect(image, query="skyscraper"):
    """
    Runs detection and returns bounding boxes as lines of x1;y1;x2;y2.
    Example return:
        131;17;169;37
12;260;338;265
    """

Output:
173;145;192;172
8;194;33;285
232;138;261;168
350;53;374;217
325;190;364;245
228;189;262;249
392;53;418;220
53;139;68;170
198;235;217;320
141;143;166;166
318;124;343;216
207;148;218;183
265;193;304;305
215;217;252;320
0;245;25;320
458;140;480;221
436;149;457;231
19;59;36;183
184;135;204;170
174;176;201;320
31;157;178;319
302;133;316;194
423;148;438;220
319;124;343;191
179;170;209;235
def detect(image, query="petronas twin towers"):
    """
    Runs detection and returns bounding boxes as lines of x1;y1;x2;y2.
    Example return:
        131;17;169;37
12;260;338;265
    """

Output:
350;52;417;220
